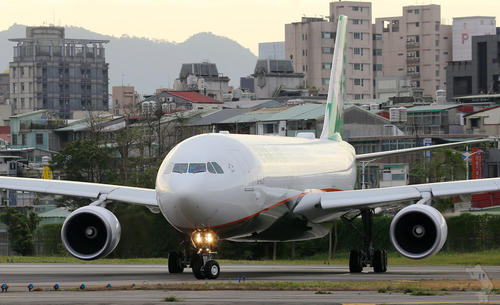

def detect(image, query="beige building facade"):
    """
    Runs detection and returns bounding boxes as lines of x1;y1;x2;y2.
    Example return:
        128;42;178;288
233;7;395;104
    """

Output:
374;4;452;100
111;86;140;115
285;1;373;100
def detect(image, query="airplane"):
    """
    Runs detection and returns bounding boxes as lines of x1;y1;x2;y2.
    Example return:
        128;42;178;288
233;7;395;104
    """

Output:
0;15;498;280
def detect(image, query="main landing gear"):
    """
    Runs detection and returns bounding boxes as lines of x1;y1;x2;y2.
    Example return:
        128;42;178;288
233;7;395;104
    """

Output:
342;209;387;273
168;230;220;280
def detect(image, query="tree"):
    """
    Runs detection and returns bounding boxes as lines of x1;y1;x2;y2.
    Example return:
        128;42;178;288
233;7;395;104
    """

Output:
410;148;466;184
50;139;115;183
0;208;41;256
50;139;116;210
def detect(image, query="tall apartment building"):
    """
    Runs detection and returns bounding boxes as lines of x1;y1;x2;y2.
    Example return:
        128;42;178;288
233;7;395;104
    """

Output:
9;26;110;119
285;1;373;100
111;86;140;115
0;70;9;105
373;5;452;100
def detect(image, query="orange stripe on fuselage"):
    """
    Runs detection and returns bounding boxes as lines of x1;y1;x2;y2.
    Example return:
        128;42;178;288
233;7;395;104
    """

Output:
173;188;344;231
173;193;304;231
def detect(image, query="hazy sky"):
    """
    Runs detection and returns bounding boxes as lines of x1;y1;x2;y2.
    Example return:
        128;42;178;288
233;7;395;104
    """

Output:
1;0;499;55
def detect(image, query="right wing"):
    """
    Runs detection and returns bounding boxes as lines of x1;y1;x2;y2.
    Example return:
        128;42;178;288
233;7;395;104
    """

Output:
0;177;157;209
293;178;500;223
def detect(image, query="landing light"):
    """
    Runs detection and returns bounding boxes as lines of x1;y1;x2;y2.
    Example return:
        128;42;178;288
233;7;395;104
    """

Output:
191;230;217;248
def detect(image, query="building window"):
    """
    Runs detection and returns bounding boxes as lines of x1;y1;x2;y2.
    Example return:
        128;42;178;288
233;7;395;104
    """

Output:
444;37;448;39
354;32;361;39
353;6;359;11
373;49;382;56
21;98;25;108
322;47;334;54
354;79;361;85
354;48;361;55
354;63;361;70
408;9;413;13
13;83;17;93
435;40;439;46
322;32;335;39
373;64;383;71
415;9;419;14
355;94;361;100
22;134;27;145
436;70;439;77
322;63;332;69
36;134;43;145
392;20;399;32
373;34;382;40
436;55;440;61
322;78;330;85
470;118;480;128
416;22;419;27
352;19;359;25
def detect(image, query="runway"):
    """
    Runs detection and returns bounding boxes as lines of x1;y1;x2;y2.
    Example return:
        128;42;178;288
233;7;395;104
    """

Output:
0;263;499;304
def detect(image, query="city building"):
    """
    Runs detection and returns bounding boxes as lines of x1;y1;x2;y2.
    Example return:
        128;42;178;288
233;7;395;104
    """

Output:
9;110;67;151
252;59;304;99
285;1;373;100
446;32;500;102
0;70;9;105
374;4;452;100
463;105;500;136
111;86;140;115
173;62;230;102
9;26;110;119
258;42;286;60
452;17;496;61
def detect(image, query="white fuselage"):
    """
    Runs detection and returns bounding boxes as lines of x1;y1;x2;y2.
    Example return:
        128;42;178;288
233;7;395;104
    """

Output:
155;133;356;240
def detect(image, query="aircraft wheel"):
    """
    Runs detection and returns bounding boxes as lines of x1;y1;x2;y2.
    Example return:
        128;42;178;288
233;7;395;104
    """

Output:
192;260;206;279
168;251;184;273
349;249;363;273
372;250;385;273
205;260;220;279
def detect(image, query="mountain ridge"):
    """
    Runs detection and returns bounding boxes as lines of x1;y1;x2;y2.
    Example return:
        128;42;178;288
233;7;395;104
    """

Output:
0;24;257;95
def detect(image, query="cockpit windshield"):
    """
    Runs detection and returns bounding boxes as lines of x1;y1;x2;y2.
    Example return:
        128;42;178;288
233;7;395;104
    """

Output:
166;162;224;174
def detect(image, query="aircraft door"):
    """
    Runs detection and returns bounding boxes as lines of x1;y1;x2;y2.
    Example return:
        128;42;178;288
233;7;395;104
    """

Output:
230;150;254;191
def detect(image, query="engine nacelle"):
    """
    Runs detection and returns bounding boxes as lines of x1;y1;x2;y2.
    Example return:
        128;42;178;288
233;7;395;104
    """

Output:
61;206;121;260
390;204;447;260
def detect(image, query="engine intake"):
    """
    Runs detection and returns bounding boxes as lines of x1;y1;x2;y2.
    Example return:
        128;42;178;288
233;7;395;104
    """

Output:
390;204;447;260
61;206;121;260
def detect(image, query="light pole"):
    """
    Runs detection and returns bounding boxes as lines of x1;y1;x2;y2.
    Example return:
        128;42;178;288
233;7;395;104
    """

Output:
360;158;381;189
464;150;484;180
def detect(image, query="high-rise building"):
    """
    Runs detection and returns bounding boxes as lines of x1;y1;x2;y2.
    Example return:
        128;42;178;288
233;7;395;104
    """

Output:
0;70;9;105
285;1;373;100
9;26;110;119
111;86;140;115
374;5;452;100
452;17;496;61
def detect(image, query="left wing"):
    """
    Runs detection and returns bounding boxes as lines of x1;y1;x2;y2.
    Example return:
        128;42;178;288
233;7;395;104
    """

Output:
0;177;157;209
357;138;492;161
293;178;500;223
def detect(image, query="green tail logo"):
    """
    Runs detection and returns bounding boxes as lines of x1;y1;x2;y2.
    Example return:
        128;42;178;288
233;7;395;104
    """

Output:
319;15;348;141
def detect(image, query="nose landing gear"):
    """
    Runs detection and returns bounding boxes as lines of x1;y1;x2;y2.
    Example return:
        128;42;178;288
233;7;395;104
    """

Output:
168;229;220;280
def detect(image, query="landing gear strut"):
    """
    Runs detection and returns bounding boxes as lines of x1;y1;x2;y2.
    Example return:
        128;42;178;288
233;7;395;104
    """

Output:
342;209;387;273
168;230;220;280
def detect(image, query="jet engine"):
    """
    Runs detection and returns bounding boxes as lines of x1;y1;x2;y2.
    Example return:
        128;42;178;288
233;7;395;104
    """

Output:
61;206;121;260
390;204;447;260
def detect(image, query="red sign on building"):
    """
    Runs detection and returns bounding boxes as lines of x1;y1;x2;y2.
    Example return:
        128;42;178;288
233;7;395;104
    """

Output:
472;147;483;179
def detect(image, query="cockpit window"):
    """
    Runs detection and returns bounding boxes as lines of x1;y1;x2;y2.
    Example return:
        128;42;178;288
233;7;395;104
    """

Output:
172;163;188;173
164;162;175;174
207;162;216;174
211;162;224;174
188;163;206;173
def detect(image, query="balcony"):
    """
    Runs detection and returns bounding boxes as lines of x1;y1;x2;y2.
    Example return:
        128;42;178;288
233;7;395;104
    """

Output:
406;57;420;64
20;119;68;131
406;42;420;49
406;72;420;78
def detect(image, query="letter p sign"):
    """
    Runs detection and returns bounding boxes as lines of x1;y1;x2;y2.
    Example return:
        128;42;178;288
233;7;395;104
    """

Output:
462;33;469;44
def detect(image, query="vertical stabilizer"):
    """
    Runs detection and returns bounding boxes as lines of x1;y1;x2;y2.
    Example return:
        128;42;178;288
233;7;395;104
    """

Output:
320;15;348;141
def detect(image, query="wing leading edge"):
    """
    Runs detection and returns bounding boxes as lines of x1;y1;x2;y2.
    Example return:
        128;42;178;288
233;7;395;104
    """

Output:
293;178;500;223
0;177;157;208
